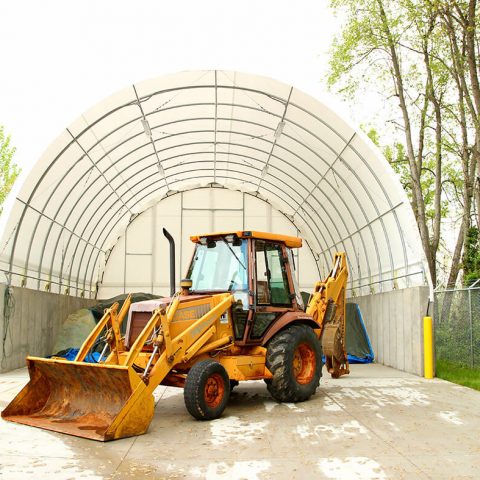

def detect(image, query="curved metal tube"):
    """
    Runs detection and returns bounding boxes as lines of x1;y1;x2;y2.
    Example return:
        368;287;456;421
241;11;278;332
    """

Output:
162;228;175;297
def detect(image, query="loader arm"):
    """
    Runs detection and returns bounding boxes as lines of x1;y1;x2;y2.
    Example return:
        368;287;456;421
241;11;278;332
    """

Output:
2;292;234;441
75;293;131;364
126;293;234;387
306;252;349;378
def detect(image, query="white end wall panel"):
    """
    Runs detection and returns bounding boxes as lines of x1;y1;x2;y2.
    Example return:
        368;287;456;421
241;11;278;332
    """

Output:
98;188;320;298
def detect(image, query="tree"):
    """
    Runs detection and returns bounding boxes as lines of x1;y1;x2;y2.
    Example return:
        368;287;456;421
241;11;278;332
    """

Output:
463;226;480;285
0;126;20;214
327;0;479;288
437;0;480;287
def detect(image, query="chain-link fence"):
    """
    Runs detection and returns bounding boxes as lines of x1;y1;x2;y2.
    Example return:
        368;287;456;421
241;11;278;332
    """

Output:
434;286;480;368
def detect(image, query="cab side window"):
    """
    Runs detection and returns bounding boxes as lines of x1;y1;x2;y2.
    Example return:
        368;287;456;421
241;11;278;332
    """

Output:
255;241;291;306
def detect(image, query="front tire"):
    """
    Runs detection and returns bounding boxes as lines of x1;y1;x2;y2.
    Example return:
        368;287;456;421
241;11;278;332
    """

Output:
184;360;230;420
266;324;322;402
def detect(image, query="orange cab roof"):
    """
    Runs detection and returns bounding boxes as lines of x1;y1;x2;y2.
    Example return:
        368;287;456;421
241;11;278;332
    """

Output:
190;231;302;248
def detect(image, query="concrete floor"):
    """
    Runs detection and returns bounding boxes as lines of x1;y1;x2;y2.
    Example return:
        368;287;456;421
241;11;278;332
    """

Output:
0;364;479;480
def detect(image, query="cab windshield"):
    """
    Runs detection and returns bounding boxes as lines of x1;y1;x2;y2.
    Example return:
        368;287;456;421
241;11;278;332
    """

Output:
187;238;248;292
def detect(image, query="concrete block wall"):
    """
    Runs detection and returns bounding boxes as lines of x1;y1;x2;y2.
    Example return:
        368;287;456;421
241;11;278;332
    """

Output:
348;286;430;376
0;283;430;376
0;284;96;373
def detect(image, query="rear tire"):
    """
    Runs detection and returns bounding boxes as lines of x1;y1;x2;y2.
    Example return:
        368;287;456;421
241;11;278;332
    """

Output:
266;324;322;402
184;360;230;420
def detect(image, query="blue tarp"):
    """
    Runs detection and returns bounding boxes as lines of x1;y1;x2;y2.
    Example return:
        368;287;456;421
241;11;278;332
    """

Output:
52;348;101;363
348;353;374;364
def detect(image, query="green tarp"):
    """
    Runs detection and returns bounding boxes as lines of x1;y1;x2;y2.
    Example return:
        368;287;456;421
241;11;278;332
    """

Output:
346;303;374;363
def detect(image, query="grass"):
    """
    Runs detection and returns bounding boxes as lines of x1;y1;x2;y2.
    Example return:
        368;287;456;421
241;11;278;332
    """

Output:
436;359;480;391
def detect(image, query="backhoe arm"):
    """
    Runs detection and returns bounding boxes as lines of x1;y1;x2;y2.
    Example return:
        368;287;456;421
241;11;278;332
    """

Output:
306;252;349;378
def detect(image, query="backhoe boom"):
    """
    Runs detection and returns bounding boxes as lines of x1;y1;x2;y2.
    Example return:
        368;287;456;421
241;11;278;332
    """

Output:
306;252;349;378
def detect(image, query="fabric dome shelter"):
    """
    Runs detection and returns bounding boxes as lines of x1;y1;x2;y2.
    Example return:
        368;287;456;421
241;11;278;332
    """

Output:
0;70;430;299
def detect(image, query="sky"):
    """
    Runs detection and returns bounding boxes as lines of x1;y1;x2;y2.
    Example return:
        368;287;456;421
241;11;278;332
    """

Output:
1;0;345;170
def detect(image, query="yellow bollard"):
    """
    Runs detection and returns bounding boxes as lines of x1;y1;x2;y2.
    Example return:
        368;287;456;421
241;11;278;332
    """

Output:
423;316;434;379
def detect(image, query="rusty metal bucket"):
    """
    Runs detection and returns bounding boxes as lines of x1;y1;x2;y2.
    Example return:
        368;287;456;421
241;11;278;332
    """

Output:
1;356;155;441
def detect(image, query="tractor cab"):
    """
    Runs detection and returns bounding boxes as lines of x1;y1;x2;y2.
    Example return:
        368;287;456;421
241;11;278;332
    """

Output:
188;231;305;345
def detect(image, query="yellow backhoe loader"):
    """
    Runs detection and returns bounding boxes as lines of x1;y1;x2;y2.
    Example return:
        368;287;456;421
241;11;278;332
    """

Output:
2;230;349;441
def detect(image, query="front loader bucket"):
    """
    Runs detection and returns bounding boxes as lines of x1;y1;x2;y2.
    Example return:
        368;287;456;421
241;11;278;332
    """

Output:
1;357;155;441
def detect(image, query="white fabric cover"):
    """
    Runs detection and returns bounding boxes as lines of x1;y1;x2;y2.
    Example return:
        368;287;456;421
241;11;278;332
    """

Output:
0;71;429;298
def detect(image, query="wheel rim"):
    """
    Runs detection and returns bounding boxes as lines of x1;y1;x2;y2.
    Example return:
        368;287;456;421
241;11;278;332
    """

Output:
204;373;225;408
293;343;316;384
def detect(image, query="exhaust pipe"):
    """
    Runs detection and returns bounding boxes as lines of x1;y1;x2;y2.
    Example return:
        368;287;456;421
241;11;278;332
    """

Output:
162;228;175;296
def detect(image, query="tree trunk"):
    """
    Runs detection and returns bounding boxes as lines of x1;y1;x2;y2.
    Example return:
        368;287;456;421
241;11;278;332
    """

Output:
441;3;479;287
465;0;480;230
376;0;435;284
476;159;480;228
447;220;465;288
423;29;442;287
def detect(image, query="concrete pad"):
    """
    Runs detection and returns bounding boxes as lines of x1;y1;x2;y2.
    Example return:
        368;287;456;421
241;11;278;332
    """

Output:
1;364;479;479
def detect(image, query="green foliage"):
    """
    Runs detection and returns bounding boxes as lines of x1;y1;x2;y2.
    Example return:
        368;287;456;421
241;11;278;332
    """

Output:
436;360;480;391
328;0;413;98
463;227;480;286
364;126;453;231
0;126;20;213
327;0;479;287
365;127;380;147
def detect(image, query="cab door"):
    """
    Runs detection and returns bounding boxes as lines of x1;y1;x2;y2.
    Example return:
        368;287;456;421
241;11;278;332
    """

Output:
248;240;294;341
